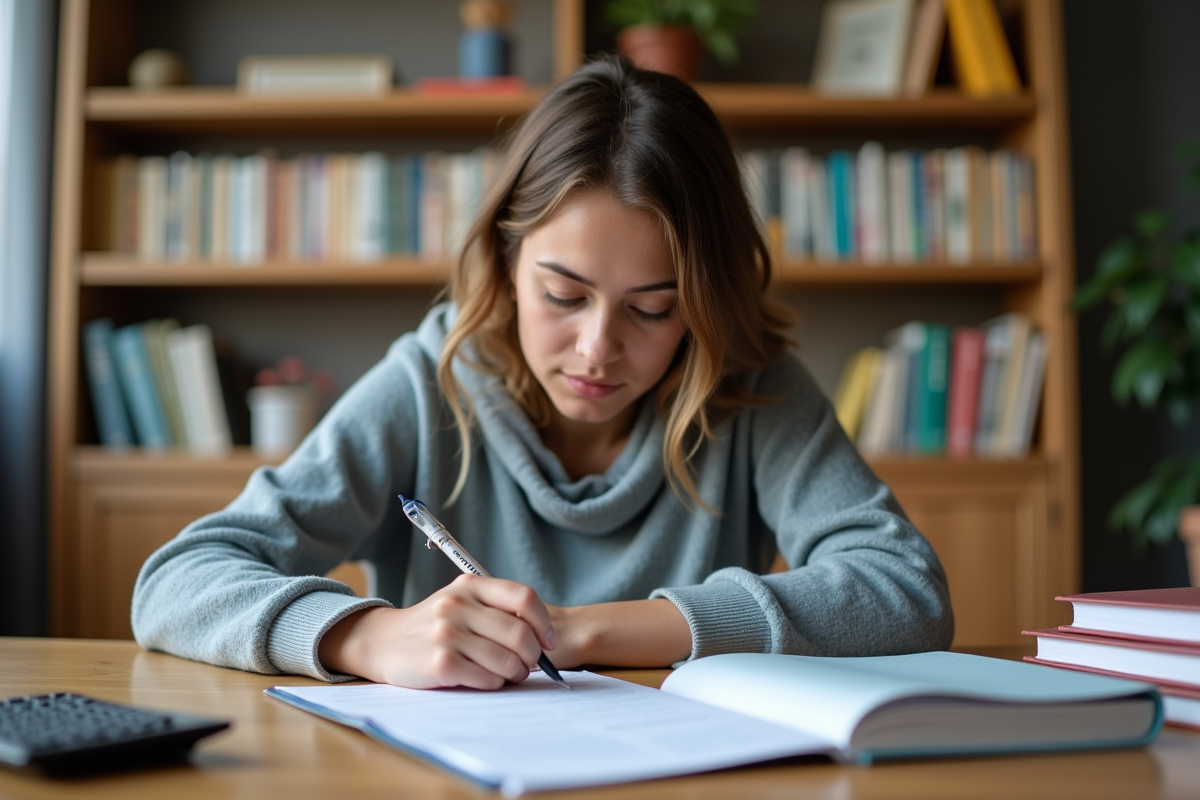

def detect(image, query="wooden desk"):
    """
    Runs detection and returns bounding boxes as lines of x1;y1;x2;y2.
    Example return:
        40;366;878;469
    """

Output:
1;638;1197;799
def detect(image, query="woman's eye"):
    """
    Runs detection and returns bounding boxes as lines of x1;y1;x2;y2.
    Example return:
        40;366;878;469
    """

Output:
543;291;583;309
631;306;673;323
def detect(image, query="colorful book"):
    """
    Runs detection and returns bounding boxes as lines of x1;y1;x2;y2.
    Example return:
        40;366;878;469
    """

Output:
268;652;1161;793
944;0;1021;97
857;344;905;456
988;312;1032;455
167;324;233;456
855;142;888;263
808;155;835;260
903;0;946;97
781;147;813;258
82;319;135;449
833;347;883;442
110;323;171;449
1004;328;1047;457
887;321;950;454
141;318;187;448
886;150;916;262
946;326;985;458
136;156;167;261
828;151;855;259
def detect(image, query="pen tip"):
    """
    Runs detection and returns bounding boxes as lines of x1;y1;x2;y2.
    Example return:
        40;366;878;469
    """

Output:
397;494;407;503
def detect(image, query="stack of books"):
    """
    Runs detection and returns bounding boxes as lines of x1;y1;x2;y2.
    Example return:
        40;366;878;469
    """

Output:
834;312;1046;458
83;318;246;454
1023;588;1200;731
740;143;1036;264
92;148;501;265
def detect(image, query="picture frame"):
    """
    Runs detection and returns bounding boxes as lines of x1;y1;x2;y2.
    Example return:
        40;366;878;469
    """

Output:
812;0;916;96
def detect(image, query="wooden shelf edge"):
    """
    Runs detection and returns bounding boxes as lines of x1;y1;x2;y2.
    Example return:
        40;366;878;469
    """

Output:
773;261;1042;286
83;85;1035;131
73;445;280;481
80;255;1041;288
80;254;449;286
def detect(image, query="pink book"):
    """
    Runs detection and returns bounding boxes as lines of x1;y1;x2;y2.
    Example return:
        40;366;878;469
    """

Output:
1023;627;1200;691
946;327;985;457
1057;587;1200;646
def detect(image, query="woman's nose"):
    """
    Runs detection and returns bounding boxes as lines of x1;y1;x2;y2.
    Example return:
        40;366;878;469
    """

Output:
577;309;621;366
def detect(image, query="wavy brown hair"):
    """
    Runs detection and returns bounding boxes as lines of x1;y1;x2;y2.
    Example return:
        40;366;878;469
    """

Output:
437;54;792;509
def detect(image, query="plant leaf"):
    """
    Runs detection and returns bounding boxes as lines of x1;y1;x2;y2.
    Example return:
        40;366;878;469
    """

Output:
1171;240;1200;289
1118;275;1170;336
1112;336;1173;406
1095;237;1141;278
1135;209;1171;239
1099;309;1126;352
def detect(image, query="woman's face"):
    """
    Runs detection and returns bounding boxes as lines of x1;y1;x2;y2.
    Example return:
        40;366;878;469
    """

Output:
512;190;686;429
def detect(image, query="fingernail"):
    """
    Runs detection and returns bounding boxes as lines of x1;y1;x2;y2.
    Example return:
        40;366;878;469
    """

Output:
545;628;558;650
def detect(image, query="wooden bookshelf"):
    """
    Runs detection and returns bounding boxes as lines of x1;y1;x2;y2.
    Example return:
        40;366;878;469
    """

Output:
48;0;1080;647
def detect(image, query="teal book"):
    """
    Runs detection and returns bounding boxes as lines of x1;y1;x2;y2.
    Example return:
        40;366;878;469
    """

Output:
111;322;171;449
82;318;135;448
917;323;951;454
828;151;855;259
266;652;1160;794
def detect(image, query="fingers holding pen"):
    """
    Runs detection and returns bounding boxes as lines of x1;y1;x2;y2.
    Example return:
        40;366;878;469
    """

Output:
452;574;559;654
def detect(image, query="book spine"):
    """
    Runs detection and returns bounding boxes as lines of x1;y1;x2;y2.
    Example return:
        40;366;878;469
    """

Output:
809;156;834;260
781;147;812;259
1007;330;1047;457
137;156;167;261
887;151;913;263
944;148;970;263
856;142;887;263
360;151;386;262
923;150;945;262
142;319;188;448
946;327;985;458
945;0;1020;97
419;152;446;263
82;319;135;448
170;325;232;455
111;323;171;449
828;151;855;259
917;324;951;454
210;155;230;262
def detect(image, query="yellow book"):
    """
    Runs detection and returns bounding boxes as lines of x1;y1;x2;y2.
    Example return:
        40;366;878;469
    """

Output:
834;347;884;442
945;0;1021;97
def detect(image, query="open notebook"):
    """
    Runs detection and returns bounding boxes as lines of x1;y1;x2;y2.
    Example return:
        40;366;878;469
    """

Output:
266;651;1161;796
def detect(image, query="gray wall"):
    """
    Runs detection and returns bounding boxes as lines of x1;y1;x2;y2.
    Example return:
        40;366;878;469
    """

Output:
1064;0;1200;589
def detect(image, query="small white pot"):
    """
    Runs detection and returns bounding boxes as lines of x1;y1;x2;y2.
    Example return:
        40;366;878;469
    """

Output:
248;385;318;455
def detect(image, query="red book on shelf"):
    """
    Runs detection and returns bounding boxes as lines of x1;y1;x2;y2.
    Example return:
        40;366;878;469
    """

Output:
1023;627;1200;692
413;76;526;97
1056;587;1200;647
946;326;985;458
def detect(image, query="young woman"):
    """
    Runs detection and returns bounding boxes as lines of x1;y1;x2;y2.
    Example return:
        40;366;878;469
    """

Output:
132;56;953;690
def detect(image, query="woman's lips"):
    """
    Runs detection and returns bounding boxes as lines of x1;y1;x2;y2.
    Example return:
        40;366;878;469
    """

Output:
563;374;621;399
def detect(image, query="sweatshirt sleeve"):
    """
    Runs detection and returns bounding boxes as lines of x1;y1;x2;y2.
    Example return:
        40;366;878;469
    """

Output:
131;336;435;680
653;355;955;662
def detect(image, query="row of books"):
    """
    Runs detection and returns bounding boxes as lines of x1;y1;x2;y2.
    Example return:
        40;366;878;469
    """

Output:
83;318;246;454
740;144;1036;264
834;312;1045;458
1024;588;1200;731
93;149;501;264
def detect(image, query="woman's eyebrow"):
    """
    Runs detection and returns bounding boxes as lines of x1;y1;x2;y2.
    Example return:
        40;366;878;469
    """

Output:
535;261;678;294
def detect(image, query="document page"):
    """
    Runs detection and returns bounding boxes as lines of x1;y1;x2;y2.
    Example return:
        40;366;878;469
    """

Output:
269;671;831;795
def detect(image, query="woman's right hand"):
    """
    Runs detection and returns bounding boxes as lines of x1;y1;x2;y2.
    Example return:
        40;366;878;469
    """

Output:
317;574;559;690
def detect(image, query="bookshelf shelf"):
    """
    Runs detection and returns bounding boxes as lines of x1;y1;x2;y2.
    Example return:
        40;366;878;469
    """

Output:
80;255;1043;289
773;262;1043;286
84;86;1035;135
80;254;449;287
86;87;547;134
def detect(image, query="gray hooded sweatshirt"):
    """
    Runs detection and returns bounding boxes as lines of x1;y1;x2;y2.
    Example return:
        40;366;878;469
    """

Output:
132;304;953;680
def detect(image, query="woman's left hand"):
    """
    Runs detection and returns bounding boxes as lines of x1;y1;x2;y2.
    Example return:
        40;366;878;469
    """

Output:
540;598;692;670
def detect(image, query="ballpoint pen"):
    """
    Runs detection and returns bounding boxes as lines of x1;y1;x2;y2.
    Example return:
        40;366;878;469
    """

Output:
397;494;570;689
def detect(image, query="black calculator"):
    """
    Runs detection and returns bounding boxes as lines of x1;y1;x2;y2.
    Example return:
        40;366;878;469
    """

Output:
0;692;230;775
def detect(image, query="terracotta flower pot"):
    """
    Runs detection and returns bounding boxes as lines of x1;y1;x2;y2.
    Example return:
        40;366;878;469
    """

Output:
1177;507;1200;586
615;24;704;82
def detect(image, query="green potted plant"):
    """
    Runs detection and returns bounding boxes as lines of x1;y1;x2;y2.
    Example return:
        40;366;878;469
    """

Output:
603;0;757;82
1072;138;1200;585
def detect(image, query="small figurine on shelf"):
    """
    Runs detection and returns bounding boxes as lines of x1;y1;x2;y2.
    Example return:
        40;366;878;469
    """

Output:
128;48;188;90
247;357;334;455
459;0;513;78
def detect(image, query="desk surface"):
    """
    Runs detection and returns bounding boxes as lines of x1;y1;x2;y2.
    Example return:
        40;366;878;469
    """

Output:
1;638;1197;799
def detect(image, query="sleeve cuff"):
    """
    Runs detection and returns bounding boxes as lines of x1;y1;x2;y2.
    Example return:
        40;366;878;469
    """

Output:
266;591;392;682
650;577;771;666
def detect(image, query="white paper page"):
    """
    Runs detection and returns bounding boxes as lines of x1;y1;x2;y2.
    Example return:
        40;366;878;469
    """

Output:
271;671;832;796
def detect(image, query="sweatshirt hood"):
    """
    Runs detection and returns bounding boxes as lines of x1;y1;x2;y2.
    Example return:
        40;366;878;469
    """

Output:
415;303;667;535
